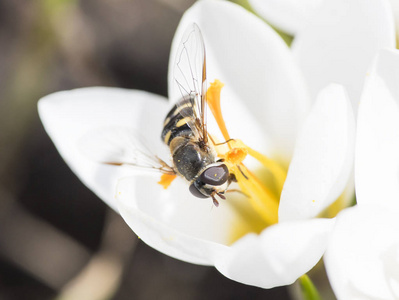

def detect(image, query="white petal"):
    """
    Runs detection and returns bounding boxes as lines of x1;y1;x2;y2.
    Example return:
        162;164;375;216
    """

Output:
356;49;399;210
214;218;335;288
279;84;355;221
325;206;399;300
292;0;396;112
116;175;241;265
248;0;323;35
169;0;310;159
391;0;399;36
38;87;169;211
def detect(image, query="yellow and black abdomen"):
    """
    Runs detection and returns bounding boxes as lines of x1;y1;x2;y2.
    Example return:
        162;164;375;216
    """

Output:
161;98;196;146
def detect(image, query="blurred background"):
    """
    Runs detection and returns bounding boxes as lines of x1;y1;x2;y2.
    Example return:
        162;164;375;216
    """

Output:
0;0;296;299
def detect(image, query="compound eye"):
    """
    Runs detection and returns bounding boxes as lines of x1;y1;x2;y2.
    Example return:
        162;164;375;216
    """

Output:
189;183;208;198
200;164;229;186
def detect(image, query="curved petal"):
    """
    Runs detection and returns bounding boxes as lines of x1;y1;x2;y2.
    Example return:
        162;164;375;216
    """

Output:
356;49;399;210
292;0;396;112
116;175;238;265
248;0;323;35
279;84;355;221
38;87;169;211
214;218;335;288
169;0;310;159
325;206;399;300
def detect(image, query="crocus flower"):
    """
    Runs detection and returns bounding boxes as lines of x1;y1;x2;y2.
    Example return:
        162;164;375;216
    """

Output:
250;0;396;112
249;0;398;39
38;0;394;289
325;49;399;300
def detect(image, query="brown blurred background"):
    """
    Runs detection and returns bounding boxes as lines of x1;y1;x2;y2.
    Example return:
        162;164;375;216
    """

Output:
0;0;291;299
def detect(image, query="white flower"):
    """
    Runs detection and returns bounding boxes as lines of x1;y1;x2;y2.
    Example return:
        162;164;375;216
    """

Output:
38;0;393;289
250;0;396;111
325;49;399;300
249;0;397;39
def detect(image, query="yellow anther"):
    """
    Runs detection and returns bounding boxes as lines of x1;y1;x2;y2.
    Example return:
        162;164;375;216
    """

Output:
224;139;248;164
226;147;248;165
206;80;231;143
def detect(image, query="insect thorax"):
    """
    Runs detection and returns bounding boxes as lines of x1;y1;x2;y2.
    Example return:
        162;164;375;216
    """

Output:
170;137;216;181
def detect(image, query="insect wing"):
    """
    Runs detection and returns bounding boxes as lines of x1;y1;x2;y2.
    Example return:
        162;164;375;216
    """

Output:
79;127;174;174
172;23;208;142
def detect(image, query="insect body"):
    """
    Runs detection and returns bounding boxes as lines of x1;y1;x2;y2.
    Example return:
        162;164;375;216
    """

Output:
160;23;235;206
161;95;230;206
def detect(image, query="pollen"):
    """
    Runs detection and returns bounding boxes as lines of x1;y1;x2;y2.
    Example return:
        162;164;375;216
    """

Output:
158;173;177;189
226;147;247;164
225;139;248;164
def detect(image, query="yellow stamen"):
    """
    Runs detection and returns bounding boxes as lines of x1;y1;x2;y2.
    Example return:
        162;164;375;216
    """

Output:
230;163;279;225
222;140;280;225
206;79;231;143
245;146;287;196
207;79;286;226
158;173;177;189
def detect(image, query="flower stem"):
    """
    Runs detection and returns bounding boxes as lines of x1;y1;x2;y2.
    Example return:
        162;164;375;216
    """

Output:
299;274;321;300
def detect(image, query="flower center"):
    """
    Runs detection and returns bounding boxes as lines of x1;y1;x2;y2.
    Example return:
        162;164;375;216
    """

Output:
206;80;287;227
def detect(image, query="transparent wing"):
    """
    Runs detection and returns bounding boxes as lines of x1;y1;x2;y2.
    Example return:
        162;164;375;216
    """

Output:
79;127;175;174
173;23;208;142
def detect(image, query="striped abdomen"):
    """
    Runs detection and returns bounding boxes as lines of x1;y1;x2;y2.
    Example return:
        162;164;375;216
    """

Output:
161;97;196;146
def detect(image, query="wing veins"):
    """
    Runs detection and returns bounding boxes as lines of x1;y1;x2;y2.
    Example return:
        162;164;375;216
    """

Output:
172;23;208;143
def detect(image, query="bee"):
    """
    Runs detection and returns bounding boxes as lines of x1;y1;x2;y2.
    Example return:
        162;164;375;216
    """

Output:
80;23;233;206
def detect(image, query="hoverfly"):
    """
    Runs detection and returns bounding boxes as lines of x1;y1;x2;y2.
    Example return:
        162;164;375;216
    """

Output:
81;23;234;206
